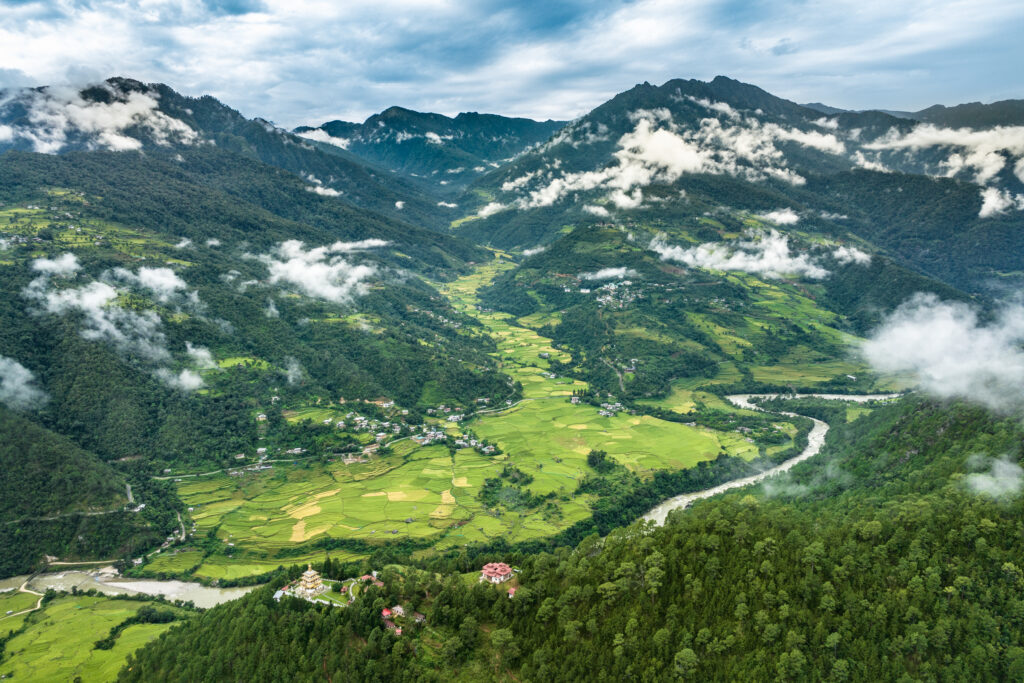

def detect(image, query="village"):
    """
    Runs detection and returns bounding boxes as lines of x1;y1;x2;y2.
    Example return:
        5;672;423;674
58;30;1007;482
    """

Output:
272;561;519;636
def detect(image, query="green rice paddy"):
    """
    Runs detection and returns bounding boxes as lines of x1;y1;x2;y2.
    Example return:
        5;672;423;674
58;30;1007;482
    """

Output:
175;259;808;566
0;596;188;682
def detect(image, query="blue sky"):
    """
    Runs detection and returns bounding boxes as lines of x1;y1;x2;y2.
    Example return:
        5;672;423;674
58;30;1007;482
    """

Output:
1;0;1022;128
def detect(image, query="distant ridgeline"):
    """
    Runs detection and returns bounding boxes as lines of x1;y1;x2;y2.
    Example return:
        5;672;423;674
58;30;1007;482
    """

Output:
119;397;1024;681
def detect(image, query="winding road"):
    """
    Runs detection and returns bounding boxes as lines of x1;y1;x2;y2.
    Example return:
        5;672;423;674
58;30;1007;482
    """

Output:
643;393;900;525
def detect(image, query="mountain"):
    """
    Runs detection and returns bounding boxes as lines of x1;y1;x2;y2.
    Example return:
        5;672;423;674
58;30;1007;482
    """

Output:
451;75;1024;293
0;78;451;230
295;106;565;195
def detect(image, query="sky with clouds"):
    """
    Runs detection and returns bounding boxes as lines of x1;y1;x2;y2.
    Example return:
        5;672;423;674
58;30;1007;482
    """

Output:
1;0;1022;128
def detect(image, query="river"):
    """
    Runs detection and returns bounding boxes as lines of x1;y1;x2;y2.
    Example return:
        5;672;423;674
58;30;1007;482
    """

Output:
0;571;254;608
642;393;900;525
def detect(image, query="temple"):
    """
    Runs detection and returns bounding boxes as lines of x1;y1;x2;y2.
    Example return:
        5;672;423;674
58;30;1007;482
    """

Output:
480;561;513;584
295;564;326;598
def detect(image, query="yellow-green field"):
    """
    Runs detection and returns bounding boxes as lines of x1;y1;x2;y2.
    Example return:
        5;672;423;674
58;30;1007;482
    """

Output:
0;596;188;682
174;258;805;565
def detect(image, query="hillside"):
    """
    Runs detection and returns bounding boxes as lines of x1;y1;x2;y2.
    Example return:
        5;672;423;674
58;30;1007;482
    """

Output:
452;76;1024;293
118;396;1024;681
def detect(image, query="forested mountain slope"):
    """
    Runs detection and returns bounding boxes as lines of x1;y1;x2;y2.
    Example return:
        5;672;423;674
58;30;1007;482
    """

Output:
453;76;1024;294
118;396;1024;681
295;107;565;195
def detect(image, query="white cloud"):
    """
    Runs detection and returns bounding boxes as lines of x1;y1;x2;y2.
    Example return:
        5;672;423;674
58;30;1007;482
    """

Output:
32;252;80;276
477;201;507;218
205;238;221;247
813;117;839;130
156;367;204;392
862;295;1024;412
256;240;379;304
521;245;546;257
865;124;1024;185
174;238;193;249
264;297;280;318
832;245;871;265
758;208;799;225
437;201;458;208
185;342;217;370
109;266;188;303
26;278;172;362
507;110;847;212
329;238;390;252
394;200;405;209
978;187;1024;218
580;267;637;280
295;128;350;149
0;83;197;153
686;96;739;119
0;355;47;410
965;455;1023;498
851;150;890;172
307;185;341;197
651;230;829;279
285;356;303;385
583;204;610;217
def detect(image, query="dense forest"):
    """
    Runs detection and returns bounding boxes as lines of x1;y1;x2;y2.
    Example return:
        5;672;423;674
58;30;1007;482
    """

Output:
119;397;1024;681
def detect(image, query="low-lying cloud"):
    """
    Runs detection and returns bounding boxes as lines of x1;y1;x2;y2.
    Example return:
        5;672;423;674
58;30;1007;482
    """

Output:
0;355;48;410
965;455;1023;499
0;82;197;153
493;106;846;216
650;230;830;279
580;267;637;280
862;294;1024;412
255;239;382;304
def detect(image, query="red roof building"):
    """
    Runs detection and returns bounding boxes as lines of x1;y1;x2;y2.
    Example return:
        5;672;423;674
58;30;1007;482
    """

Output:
381;608;392;618
480;562;513;584
507;586;517;598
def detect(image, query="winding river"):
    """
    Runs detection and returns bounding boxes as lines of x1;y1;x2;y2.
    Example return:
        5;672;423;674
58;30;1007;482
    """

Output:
643;393;901;525
0;571;254;608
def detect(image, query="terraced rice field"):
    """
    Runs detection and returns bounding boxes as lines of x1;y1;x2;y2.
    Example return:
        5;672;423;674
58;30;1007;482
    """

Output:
174;258;801;563
0;596;188;681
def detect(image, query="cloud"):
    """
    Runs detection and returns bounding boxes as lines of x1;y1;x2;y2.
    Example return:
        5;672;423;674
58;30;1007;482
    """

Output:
174;238;193;249
758;208;799;225
504;109;847;212
394;200;405;209
0;82;197;153
185;342;217;370
477;201;507;218
255;240;380;304
307;184;341;197
329;238;390;252
965;455;1023;499
651;230;829;279
156;367;204;392
583;204;610;217
205;238;222;247
284;356;303;385
2;0;1022;130
832;245;871;265
978;187;1024;218
295;128;350;149
862;295;1024;412
865;123;1024;185
264;297;280;318
0;355;48;410
109;266;188;303
32;252;80;276
437;201;458;208
521;246;546;257
580;267;637;280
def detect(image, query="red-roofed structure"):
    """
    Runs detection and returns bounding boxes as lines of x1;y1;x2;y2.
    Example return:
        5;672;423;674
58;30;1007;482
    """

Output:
480;562;513;584
381;608;392;618
507;586;517;598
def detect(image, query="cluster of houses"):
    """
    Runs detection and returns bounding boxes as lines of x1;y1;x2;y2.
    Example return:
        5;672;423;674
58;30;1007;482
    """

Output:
411;427;448;446
594;280;640;309
380;604;426;636
454;436;497;455
598;401;625;417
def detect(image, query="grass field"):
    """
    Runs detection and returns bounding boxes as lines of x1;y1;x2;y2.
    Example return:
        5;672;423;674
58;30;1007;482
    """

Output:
142;549;206;575
0;596;188;682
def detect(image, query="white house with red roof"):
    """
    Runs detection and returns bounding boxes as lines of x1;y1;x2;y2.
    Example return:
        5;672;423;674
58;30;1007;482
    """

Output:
480;562;513;584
